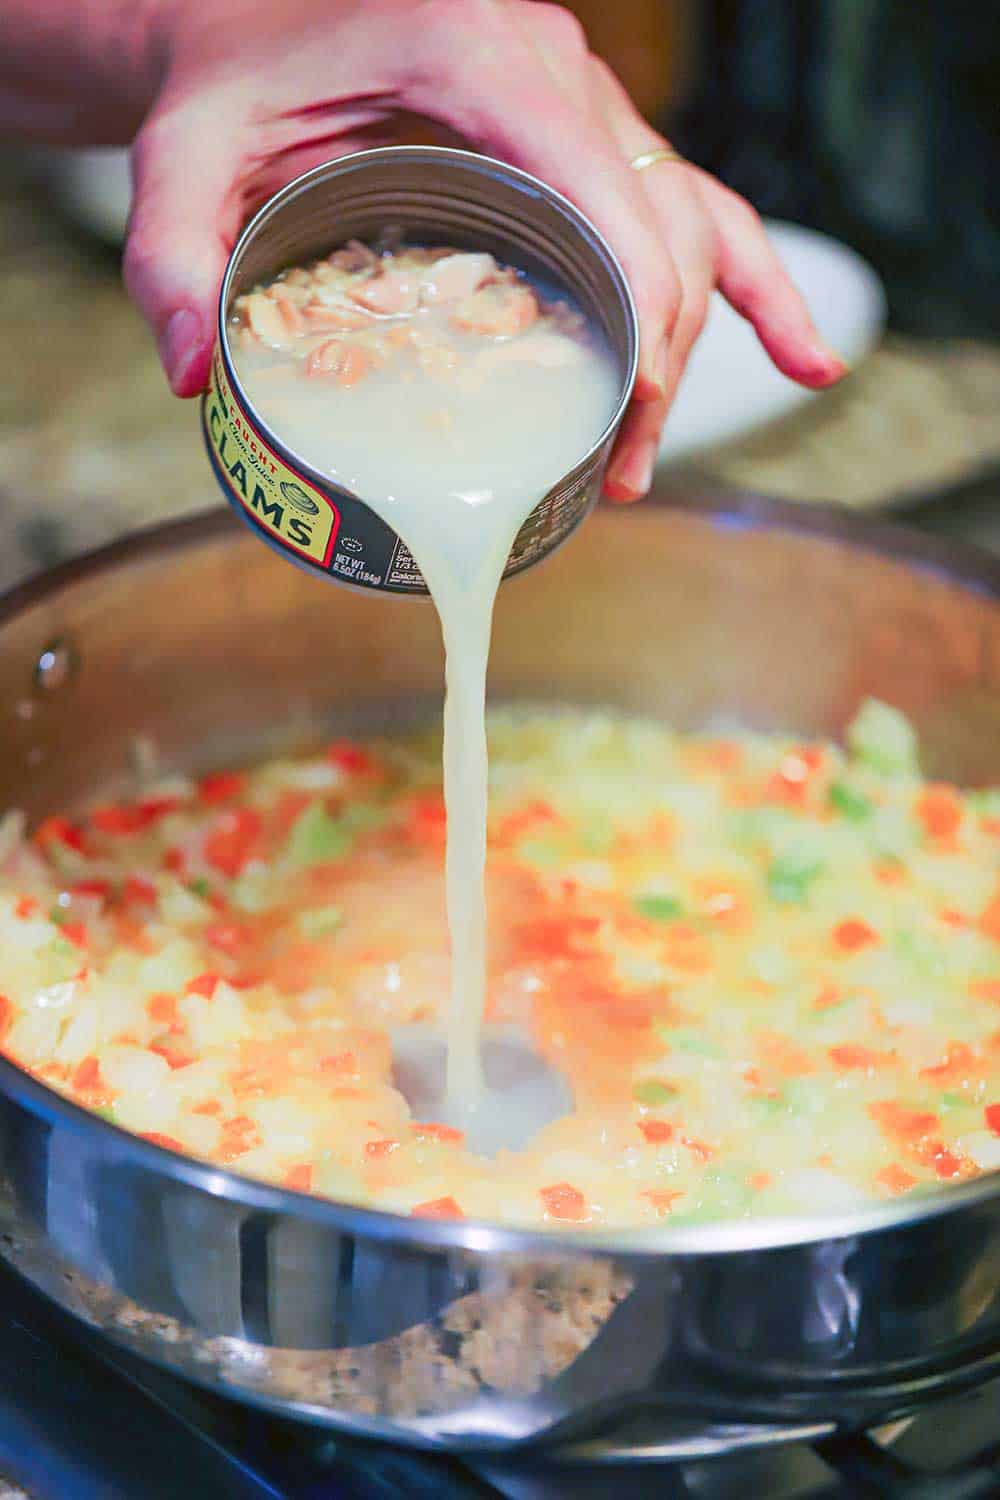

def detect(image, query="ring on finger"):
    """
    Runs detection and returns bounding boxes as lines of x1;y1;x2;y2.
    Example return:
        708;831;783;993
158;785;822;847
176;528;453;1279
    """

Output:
629;146;686;173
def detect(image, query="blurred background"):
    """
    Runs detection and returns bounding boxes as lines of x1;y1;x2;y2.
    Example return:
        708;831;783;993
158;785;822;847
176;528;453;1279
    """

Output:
0;0;999;594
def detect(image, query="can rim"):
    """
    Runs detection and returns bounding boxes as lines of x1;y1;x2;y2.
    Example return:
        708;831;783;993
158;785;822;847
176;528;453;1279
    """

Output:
216;144;640;495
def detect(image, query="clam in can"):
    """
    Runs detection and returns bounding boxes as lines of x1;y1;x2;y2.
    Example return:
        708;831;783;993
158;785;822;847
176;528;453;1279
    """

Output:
202;146;638;595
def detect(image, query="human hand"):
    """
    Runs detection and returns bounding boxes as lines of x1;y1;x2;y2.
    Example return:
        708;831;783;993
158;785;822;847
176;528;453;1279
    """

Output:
124;0;847;500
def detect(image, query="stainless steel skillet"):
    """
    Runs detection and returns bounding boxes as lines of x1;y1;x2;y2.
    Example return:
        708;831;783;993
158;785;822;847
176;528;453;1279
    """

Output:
1;490;1000;1455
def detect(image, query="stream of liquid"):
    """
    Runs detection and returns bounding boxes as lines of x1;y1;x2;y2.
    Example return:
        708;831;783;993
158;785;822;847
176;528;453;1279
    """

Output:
232;247;618;1139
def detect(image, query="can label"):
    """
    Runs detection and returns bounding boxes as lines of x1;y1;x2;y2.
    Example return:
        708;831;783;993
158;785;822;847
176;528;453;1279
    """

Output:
203;343;604;593
505;468;599;578
203;348;348;565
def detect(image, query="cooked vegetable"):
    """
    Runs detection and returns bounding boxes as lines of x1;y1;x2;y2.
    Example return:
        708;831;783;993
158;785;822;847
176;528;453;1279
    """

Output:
0;702;997;1229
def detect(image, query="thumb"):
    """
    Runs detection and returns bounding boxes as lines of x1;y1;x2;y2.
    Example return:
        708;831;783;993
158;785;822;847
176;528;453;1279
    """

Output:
124;108;244;397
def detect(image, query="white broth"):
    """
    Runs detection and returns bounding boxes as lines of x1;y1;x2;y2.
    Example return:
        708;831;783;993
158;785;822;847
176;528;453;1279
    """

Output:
231;242;619;1133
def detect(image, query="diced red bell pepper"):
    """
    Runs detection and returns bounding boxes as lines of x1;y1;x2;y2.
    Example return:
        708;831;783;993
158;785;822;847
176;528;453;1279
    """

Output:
410;1121;465;1146
833;918;879;953
185;972;221;1000
539;1182;587;1221
122;876;158;907
364;1139;400;1159
34;817;86;853
199;771;247;805
411;1196;463;1219
70;879;111;902
59;921;89;951
283;1163;313;1192
327;741;377;775
203;808;262;879
140;1132;185;1153
915;785;962;842
204;922;250;956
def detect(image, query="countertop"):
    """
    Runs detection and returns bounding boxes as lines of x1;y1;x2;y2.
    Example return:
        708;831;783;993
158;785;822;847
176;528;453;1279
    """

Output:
2;161;1000;596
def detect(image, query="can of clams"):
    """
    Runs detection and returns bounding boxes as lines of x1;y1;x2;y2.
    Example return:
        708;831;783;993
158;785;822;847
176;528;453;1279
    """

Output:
202;146;638;595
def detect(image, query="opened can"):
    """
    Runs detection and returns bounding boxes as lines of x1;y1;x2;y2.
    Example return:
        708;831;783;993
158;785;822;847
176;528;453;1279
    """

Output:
202;147;638;595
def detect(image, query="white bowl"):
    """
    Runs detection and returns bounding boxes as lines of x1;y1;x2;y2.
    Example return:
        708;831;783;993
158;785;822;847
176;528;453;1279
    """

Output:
659;221;887;462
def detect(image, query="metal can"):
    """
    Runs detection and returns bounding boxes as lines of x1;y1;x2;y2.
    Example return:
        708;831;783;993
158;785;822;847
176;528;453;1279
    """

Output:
202;146;638;595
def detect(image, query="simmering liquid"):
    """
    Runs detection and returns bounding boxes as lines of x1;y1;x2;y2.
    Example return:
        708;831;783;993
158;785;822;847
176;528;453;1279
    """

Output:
231;243;619;1132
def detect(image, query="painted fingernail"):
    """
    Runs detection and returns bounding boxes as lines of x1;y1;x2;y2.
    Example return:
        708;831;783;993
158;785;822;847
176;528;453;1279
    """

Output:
160;307;201;390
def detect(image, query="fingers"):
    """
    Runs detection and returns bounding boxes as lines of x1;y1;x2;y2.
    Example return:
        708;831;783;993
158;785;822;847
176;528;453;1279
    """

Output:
413;1;680;403
124;106;244;396
603;390;667;502
590;58;714;499
603;226;712;502
603;202;711;501
695;173;847;388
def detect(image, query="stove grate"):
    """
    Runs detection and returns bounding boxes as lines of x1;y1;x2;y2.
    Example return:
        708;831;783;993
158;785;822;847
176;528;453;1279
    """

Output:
3;1260;1000;1500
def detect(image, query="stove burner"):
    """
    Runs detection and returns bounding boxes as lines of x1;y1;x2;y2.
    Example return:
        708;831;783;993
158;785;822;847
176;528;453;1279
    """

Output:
2;1262;1000;1500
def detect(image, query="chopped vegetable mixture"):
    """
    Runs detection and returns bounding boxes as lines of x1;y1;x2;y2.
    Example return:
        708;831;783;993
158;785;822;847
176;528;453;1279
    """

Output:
3;701;1000;1229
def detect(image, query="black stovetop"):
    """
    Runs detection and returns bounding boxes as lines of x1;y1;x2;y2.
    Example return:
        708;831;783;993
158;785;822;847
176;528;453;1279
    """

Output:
3;1260;1000;1500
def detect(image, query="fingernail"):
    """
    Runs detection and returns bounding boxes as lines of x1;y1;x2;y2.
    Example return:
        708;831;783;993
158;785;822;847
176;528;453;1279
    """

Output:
653;336;670;392
607;437;659;502
635;339;668;403
815;350;851;386
160;307;201;389
817;338;851;377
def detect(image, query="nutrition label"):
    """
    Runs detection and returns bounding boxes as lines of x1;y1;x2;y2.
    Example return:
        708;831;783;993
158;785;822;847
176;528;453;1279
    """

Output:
504;469;600;577
386;539;428;591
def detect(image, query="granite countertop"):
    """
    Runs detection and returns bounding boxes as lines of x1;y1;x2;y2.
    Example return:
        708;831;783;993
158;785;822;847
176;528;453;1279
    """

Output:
2;164;1000;598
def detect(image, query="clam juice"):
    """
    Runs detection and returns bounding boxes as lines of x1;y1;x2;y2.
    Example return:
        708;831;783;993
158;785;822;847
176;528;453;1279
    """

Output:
230;240;619;1142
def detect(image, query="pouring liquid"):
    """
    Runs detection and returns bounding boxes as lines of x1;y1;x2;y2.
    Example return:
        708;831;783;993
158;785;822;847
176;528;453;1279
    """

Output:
232;247;618;1144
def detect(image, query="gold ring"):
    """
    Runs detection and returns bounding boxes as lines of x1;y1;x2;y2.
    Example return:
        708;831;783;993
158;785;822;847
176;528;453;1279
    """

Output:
629;147;685;173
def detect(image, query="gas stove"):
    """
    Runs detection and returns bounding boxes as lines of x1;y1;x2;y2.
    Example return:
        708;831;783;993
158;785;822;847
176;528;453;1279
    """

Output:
3;1261;1000;1500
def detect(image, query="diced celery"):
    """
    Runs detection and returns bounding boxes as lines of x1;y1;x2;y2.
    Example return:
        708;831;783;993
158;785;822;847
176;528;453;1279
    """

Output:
297;906;343;939
783;1078;824;1115
283;804;353;866
767;853;824;904
847;699;919;777
893;927;946;978
748;1093;786;1118
632;1078;677;1107
729;806;794;851
517;839;562;869
187;877;211;899
828;781;873;821
633;893;683;923
340;803;388;835
579;815;614;855
699;1168;753;1214
674;1034;723;1058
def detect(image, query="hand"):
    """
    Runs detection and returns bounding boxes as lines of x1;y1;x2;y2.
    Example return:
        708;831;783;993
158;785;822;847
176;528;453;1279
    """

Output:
124;0;847;500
